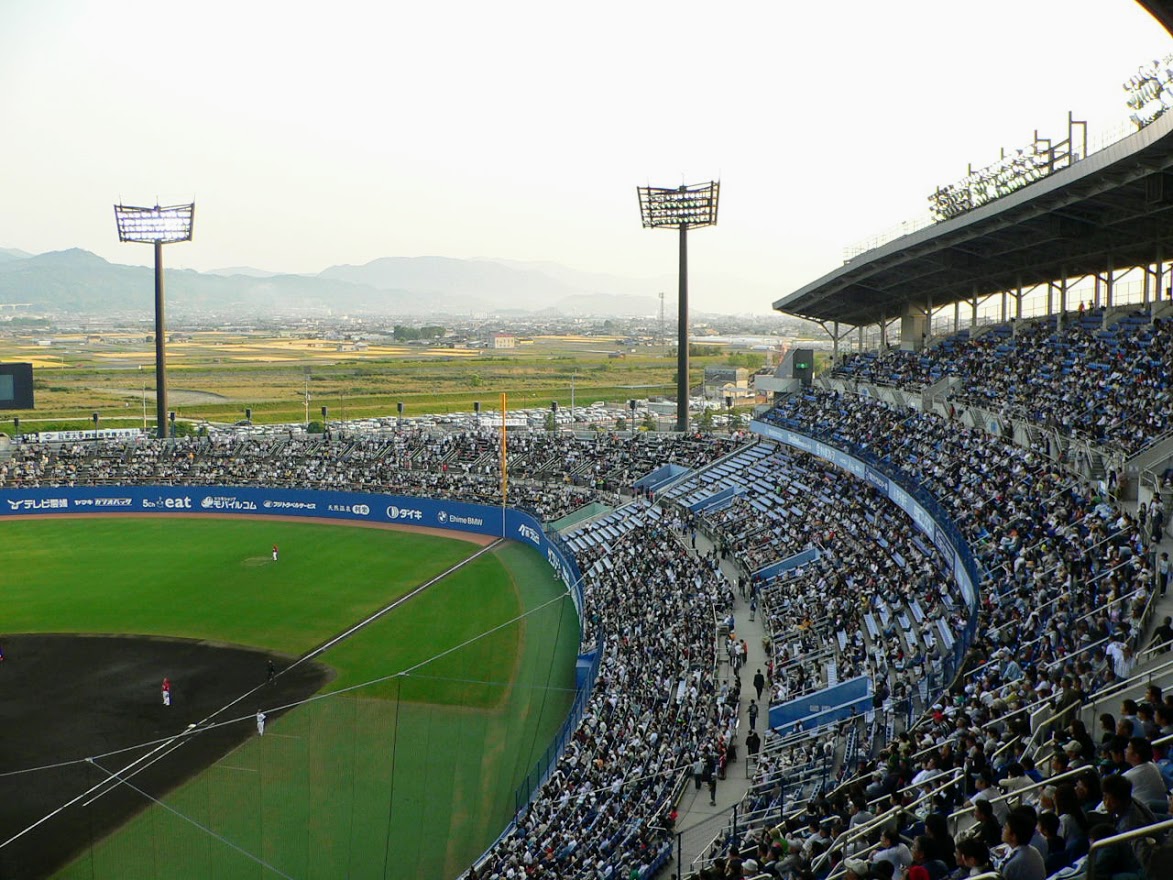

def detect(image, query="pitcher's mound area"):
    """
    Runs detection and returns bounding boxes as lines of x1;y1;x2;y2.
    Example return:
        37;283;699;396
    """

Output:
0;634;331;879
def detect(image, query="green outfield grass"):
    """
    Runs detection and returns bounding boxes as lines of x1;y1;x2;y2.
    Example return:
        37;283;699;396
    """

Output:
0;518;579;879
0;518;479;651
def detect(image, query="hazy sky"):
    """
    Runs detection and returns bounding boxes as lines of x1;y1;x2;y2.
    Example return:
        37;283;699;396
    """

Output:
1;0;1170;314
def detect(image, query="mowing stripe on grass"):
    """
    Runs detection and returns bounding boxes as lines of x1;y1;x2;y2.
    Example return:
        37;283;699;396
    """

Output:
285;537;506;675
87;759;296;880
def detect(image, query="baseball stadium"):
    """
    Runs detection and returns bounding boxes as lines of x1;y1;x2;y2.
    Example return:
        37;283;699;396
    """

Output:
5;4;1173;880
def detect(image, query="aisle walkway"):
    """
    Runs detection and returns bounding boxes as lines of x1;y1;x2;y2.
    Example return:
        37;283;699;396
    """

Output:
669;529;769;878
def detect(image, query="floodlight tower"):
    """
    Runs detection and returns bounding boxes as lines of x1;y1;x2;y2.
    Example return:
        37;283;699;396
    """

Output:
114;202;195;438
637;181;719;432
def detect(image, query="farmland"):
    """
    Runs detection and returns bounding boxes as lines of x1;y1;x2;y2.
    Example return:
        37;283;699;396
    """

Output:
0;330;712;429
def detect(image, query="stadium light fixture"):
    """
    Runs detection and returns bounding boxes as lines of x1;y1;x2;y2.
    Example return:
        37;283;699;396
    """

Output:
637;181;720;432
114;202;195;439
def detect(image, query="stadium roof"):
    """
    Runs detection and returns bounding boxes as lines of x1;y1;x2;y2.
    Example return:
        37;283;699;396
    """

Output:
773;106;1173;327
1137;1;1173;35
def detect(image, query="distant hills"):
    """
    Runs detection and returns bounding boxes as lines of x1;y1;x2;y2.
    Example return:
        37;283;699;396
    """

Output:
0;249;665;318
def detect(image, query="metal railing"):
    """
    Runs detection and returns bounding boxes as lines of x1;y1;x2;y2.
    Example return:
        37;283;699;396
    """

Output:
947;765;1085;838
815;768;966;874
1086;815;1173;880
1022;635;1172;757
1068;653;1173;735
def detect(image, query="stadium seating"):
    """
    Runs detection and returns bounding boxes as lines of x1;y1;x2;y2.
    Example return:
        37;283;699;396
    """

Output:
832;309;1173;455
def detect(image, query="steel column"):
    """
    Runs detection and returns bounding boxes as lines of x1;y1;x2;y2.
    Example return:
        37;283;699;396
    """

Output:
153;240;168;439
676;224;689;433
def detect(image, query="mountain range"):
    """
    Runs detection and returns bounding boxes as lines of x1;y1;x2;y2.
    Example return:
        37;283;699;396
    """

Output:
0;249;672;318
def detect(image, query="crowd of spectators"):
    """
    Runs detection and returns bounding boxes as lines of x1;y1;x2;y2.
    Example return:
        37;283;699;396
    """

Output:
504;431;746;490
833;308;1173;455
740;684;1173;880
0;430;746;523
767;390;1158;724
688;441;965;709
471;506;736;879
699;389;1167;879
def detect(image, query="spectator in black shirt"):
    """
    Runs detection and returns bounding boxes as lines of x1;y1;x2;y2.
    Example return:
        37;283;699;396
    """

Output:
1152;615;1173;653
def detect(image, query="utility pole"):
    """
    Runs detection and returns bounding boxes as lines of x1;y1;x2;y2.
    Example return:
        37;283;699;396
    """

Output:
659;291;666;349
303;367;311;426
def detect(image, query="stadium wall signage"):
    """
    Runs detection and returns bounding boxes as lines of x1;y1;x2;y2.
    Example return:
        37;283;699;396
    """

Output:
768;674;871;734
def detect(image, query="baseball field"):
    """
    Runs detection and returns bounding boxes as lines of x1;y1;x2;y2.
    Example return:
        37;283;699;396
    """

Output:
0;515;580;879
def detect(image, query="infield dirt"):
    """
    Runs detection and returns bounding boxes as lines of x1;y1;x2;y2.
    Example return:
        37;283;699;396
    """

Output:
0;634;331;879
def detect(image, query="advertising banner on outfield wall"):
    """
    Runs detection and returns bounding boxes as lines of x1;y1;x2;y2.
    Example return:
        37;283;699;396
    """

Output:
0;485;584;616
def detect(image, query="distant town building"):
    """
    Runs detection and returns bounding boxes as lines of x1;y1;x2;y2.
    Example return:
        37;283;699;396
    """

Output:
492;333;516;349
702;366;749;400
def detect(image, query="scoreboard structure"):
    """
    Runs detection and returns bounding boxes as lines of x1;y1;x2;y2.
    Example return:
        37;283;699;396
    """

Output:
0;363;34;409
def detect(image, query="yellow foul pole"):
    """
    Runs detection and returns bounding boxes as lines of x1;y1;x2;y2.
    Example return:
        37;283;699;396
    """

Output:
500;392;508;537
500;392;508;505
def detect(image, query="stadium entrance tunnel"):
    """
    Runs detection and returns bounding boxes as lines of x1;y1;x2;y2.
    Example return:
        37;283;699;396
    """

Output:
0;633;331;879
